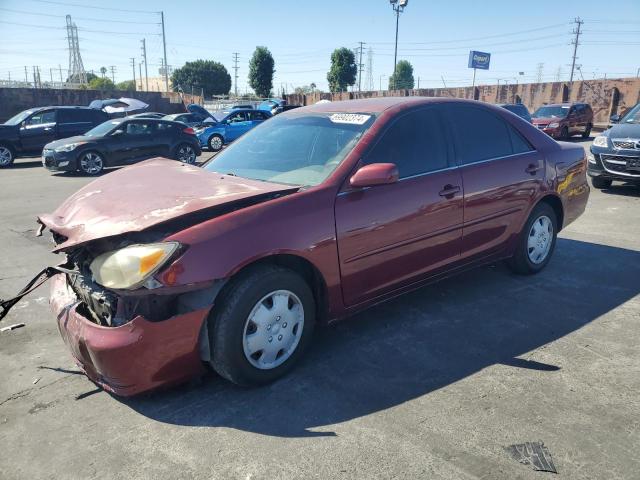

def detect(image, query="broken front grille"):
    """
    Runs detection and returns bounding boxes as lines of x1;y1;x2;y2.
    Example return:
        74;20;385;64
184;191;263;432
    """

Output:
601;154;640;176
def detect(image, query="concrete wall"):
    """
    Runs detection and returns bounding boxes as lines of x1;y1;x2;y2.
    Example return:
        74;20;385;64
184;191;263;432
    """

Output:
286;77;640;126
0;88;203;122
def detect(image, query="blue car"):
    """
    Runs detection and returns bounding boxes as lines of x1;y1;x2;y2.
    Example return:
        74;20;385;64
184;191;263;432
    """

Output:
196;109;272;151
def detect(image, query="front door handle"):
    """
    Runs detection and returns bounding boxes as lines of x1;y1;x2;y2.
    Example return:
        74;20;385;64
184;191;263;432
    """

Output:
438;184;461;198
525;164;543;175
44;127;52;131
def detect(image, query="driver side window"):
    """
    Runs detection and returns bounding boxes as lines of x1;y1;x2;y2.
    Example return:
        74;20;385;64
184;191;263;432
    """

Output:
27;110;56;126
125;121;154;136
228;112;246;124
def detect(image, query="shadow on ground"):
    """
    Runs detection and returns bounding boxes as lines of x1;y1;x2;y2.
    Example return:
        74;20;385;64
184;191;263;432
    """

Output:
121;238;639;437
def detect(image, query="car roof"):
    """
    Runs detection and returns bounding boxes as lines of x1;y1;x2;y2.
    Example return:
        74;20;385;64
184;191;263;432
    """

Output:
32;106;103;112
297;97;486;114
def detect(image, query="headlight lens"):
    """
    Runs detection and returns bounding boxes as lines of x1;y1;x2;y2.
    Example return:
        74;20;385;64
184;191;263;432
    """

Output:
54;142;86;152
90;242;180;289
548;122;560;128
593;135;609;147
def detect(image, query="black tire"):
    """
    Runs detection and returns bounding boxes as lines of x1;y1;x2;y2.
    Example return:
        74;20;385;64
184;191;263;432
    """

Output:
560;126;569;140
208;134;224;152
209;265;316;386
174;143;197;164
591;177;612;189
507;202;558;275
0;143;15;167
77;151;104;176
582;123;592;139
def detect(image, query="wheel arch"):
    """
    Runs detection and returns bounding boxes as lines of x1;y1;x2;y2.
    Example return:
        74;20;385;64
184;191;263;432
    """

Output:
76;148;107;169
538;194;565;231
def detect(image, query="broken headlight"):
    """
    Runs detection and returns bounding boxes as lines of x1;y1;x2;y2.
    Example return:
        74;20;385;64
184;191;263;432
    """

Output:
89;242;180;290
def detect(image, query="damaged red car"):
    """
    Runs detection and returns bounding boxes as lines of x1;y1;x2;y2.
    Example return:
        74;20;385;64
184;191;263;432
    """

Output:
1;98;589;396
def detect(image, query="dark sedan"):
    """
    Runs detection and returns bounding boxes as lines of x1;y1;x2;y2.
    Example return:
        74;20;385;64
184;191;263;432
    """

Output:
2;97;589;396
42;118;201;175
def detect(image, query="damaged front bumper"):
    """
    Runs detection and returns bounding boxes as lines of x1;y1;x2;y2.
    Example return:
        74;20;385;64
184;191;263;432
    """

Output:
50;273;212;396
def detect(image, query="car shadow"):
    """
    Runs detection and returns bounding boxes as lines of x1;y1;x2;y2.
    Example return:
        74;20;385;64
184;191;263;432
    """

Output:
122;238;640;438
599;184;640;197
8;160;43;169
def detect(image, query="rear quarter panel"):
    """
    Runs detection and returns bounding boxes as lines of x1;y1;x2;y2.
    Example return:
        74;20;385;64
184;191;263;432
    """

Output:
550;141;590;228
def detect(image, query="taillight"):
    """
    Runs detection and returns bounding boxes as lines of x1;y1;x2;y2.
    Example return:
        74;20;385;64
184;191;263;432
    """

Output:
183;127;195;135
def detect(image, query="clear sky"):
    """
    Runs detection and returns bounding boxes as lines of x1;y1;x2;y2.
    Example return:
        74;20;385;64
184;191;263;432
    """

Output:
0;0;638;94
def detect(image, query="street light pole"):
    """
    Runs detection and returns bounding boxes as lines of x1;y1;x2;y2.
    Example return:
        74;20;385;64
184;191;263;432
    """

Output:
389;0;408;91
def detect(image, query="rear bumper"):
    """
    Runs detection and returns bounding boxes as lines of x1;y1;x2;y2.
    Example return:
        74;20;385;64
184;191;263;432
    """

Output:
50;274;209;396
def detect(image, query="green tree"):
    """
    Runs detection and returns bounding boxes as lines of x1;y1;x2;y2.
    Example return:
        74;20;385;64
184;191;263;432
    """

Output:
389;60;415;90
171;60;231;97
248;46;275;98
88;77;115;90
116;80;136;91
100;66;107;78
327;48;357;93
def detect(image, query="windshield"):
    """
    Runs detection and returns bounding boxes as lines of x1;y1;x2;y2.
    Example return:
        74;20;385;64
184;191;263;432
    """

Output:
532;106;569;119
84;120;121;137
621;104;640;124
204;112;374;187
5;109;33;126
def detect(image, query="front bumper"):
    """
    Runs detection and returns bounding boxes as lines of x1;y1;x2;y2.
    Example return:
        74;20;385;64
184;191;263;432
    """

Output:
50;274;210;396
588;150;640;184
534;125;562;138
42;149;75;172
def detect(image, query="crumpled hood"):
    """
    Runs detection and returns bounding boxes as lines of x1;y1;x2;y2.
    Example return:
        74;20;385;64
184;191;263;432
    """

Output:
39;158;298;251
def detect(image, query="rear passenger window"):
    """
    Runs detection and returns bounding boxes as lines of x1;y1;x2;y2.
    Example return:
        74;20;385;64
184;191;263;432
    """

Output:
365;108;449;178
449;106;532;164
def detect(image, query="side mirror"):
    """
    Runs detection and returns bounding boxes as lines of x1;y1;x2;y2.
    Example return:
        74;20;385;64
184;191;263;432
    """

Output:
610;114;621;124
350;163;399;188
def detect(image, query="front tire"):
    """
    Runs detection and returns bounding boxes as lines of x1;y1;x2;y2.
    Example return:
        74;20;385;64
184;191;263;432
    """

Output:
0;143;15;167
209;266;316;386
591;177;612;189
208;134;224;152
174;143;197;164
508;202;558;275
560;126;569;140
582;123;592;138
78;151;104;175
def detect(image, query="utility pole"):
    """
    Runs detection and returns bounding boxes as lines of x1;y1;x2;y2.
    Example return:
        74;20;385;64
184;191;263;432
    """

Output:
141;39;148;91
130;57;136;91
389;0;408;90
357;41;365;92
24;66;28;84
160;11;169;92
58;64;63;82
33;66;37;88
109;65;116;83
232;52;239;97
50;68;54;83
569;17;583;84
139;62;143;91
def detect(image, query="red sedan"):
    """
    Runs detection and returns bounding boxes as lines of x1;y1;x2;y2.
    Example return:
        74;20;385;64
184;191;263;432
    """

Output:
1;97;589;395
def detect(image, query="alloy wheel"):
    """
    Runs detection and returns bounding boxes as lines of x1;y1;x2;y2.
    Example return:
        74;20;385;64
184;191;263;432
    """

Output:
242;290;305;370
527;215;553;264
177;145;196;164
0;146;13;166
80;152;103;175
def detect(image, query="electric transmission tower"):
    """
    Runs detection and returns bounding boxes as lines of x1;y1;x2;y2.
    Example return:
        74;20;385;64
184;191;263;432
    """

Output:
232;53;239;97
366;47;374;91
536;63;544;83
66;15;86;84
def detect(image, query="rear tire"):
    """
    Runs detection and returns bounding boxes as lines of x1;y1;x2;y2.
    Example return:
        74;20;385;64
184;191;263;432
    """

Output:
560;126;569;140
508;202;558;275
209;265;316;386
0;143;15;167
591;177;612;189
208;134;224;152
174;143;197;164
582;123;592;138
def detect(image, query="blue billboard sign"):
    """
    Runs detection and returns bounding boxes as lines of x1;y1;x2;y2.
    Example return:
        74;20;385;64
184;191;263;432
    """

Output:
468;51;491;70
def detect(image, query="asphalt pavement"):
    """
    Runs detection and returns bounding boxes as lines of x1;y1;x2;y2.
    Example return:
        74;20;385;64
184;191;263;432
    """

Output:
0;139;639;479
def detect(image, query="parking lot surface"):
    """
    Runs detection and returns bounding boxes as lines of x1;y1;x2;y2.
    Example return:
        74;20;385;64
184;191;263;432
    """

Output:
1;140;639;479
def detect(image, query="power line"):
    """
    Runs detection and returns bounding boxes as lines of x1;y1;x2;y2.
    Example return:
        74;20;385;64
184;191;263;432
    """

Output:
0;7;159;24
0;20;160;35
28;0;159;14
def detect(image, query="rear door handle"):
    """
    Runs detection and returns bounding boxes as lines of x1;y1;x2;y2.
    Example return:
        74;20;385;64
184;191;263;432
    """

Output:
438;185;461;198
525;164;543;175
